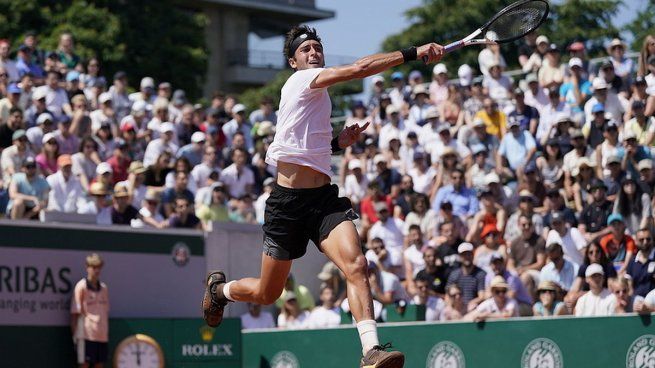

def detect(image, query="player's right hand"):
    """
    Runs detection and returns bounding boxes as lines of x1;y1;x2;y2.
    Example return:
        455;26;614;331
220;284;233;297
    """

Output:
417;43;444;64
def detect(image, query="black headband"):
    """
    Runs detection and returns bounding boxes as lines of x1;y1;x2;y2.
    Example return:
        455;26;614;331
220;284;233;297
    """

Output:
289;33;321;58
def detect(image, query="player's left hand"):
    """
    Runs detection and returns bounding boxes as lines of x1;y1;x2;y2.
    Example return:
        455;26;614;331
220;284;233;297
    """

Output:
338;122;370;149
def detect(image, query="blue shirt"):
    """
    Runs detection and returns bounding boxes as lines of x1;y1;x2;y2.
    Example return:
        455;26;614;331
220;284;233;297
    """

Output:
432;184;479;219
9;172;49;208
508;105;539;132
222;119;254;152
539;260;578;291
560;79;591;113
16;58;45;79
176;144;203;167
498;131;536;170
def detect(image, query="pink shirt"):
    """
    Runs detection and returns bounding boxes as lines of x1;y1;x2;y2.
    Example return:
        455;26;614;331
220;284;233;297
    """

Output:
71;279;110;342
266;68;333;176
35;153;58;175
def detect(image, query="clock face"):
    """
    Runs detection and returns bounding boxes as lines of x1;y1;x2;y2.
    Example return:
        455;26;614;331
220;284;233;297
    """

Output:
114;335;164;368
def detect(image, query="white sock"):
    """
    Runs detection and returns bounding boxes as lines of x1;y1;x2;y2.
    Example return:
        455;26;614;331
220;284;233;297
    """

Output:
356;319;379;355
222;281;236;302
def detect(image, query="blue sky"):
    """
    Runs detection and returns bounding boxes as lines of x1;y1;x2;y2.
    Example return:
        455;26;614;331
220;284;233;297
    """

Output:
249;0;642;60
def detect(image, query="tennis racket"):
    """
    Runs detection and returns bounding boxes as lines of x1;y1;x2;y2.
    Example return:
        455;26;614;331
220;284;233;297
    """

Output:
422;0;549;62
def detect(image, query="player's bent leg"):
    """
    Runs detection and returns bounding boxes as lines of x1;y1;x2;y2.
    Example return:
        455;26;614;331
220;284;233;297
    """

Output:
321;221;404;368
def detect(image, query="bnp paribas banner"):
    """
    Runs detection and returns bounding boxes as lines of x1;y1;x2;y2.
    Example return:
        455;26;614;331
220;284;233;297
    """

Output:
243;315;655;368
0;221;205;326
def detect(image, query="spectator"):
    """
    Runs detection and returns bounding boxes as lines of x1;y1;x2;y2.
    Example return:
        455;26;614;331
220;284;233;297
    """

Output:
1;129;34;184
574;264;613;316
276;274;315;312
483;61;512;104
0;84;23;125
613;174;651;236
412;278;445;322
432;167;478;221
407;85;432;128
539;242;578;293
403;225;426;293
429;63;449;107
609;275;636;314
536;90;571;146
117;161;147;209
523;74;549;113
106;140;131;185
93;162;113;193
277;292;310;329
143;122;178;167
219;148;254;199
626;227;655;297
240;303;275;330
56;32;80;69
475;98;507;139
378;105;408;152
542;189;577;229
583;104;612;150
166;195;201;229
129;77;156;107
228;194;257;224
583;78;624;126
440;284;465;321
507;213;546;297
635;287;655;314
191;145;221;190
485;253;532;313
36;131;61;177
478;36;506;77
625;101;654;146
578;179;613;242
369;201;405;266
46;154;83;213
130;189;165;229
110;183;138;225
71;137;100;191
607;38;634;83
0;107;24;149
415;246;449;297
70;253;109;368
196;181;230;225
446;242;486;311
8;157;49;219
505;191;544;243
249;96;277;127
0;39;19;81
54;115;79;155
223;104;253;152
343;160;368;210
161;171;194;217
538;43;564;89
90;92;116;134
35;70;71;118
560;57;591;120
177;131;205;167
305;287;341;328
108;71;131;122
466;275;518;321
24;88;52;129
497;116;537;174
143;151;173;188
532;281;565;316
598;213;635;273
546;211;586;268
389;71;410;110
368;260;407;306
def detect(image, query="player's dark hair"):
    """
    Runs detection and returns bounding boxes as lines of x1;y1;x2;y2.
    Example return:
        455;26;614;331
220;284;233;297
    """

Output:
283;25;321;60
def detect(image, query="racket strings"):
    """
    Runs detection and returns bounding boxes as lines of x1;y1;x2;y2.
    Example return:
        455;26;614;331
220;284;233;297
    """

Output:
486;2;548;42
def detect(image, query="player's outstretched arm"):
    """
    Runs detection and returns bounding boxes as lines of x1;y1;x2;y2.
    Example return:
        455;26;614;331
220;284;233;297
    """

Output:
311;43;444;89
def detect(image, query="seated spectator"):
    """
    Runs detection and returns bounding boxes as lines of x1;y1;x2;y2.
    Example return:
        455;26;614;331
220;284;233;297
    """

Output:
524;73;549;113
177;131;205;167
54;115;79;155
609;276;636;314
485;253;532;314
89;92;116;134
559;57;591;120
110;183;138;225
305;287;341;328
317;262;347;307
465;275;518;321
415;246;448;297
583;78;624;127
36;132;59;177
0;86;23;126
92;122;116;161
540;242;578;293
1;129;35;184
624;100;654;146
78;182;111;225
370;154;401;196
196;181;230;225
474;98;507;139
46;154;84;213
368;260;408;306
403;225;427;294
574;264;613;317
143;122;178;167
35;70;71;118
546;211;586;268
497;116;537;175
634;288;655;314
408;153;436;196
219;148;254;199
228;194;257;224
411;278;445;322
365;237;394;275
446;242;486;311
191;145;222;190
7;157;49;219
223;104;253;152
240;303;275;330
130;189;165;229
482;62;512;104
542;189;578;229
626;228;655;297
344;160;368;210
472;223;505;274
578;179;613;242
117;161;147;209
107;139;131;185
538;43;564;89
26;113;55;153
277;292;310;329
532;281;565;316
505;191;544;243
613;174;651;236
143;151;173;188
583;104;612;149
164;157;197;194
71;137;100;191
440;284;465;321
599;213;635;273
467;187;506;245
166;196;201;229
432;167;478;221
275;274;315;312
507;214;546;297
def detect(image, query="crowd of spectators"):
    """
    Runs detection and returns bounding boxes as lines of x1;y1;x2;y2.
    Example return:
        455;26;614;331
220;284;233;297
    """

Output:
242;33;655;329
1;30;655;328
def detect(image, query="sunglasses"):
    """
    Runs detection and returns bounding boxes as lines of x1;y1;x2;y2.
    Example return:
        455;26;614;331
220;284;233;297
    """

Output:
539;290;556;294
492;289;507;295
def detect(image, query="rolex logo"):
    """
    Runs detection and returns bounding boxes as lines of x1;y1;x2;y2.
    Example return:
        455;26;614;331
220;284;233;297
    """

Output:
199;325;215;342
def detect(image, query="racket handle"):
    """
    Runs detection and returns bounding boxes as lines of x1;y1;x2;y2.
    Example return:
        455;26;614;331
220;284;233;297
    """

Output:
421;40;466;63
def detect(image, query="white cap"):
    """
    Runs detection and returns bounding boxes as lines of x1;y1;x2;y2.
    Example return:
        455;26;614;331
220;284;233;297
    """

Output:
457;242;474;253
131;100;147;114
41;132;57;145
371;75;385;85
32;87;48;101
536;35;549;45
568;57;583;69
585;263;604;277
373;154;386;165
98;92;113;104
425;106;440;119
96;162;113;175
232;104;246;114
412;84;429;96
385;104;399;115
159;122;175;134
191;131;206;143
348;160;362;170
433;63;447;75
458;64;473;86
484;172;500;185
592;77;608;91
36;112;54;125
140;77;155;89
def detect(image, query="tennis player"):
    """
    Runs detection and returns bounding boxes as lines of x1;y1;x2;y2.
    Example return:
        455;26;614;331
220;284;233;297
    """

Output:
203;25;443;367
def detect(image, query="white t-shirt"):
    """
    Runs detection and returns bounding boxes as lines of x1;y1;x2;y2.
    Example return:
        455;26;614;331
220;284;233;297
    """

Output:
575;289;614;317
266;68;333;176
240;311;275;330
219;164;255;199
369;218;406;266
305;306;341;328
403;245;426;278
46;171;84;213
277;310;310;329
547;228;586;267
412;296;445;322
343;174;368;203
475;297;519;317
408;166;436;195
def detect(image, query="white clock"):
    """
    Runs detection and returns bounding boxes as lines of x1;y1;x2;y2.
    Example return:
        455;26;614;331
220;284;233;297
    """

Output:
113;334;165;368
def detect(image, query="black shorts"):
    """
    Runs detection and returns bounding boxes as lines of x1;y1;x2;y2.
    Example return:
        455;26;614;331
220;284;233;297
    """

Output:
262;183;359;260
84;340;108;364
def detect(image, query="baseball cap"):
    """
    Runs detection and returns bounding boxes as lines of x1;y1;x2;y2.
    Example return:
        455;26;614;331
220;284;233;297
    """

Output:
623;129;638;141
159;122;175;134
7;83;21;94
507;116;521;128
144;188;161;201
433;63;447;75
490;252;504;262
639;159;653;171
373;154;386;165
592;78;608;91
131;100;147;115
385;104;400;115
42;132;57;145
457;242;474;254
128;161;147;174
458;64;473;86
609;38;625;49
490;275;509;289
57;154;72;167
480;224;499;239
158;82;171;90
66;71;80;82
172;89;186;105
89;182;108;196
113;71;127;80
568;41;585;51
140;77;155;89
536;35;549;45
589;179;607;191
232;104;246;114
12;129;26;141
36;113;54;125
606;155;621;165
471;143;487;155
371;75;384;85
632;100;645;110
546;43;559;53
409;70;422;80
96;162;113;175
600;59;614;70
413;151;426;161
570;129;584;139
484;172;500;185
437;124;451;133
374;201;389;213
568;57;583;69
191;131;206;143
317;262;340;281
32;87;47;101
519;189;535;202
391;71;404;81
113;183;130;198
473;118;486;127
120;118;136;132
412;84;429;97
607;213;624;225
98;92;112;104
551;211;565;223
348;160;362;170
591;103;605;114
525;73;538;84
585;263;604;277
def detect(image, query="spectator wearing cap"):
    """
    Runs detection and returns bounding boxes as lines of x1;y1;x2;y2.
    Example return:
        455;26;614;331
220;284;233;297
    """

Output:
483;60;512;103
108;71;132;122
599;213;635;274
46;154;83;213
176;131;206;167
219;147;254;200
0;107;24;149
505;188;544;239
446;242;487;311
370;153;401;196
462;118;500;169
535;88;572;145
222;104;253;152
521;34;548;73
559;57;591;118
429;63;449;107
601;154;623;203
579;179;613;242
78;182;110;224
468;274;520;321
627;227;655;297
142;122;178;167
567;41;589;75
477;32;506;77
582;103;611;149
34;70;71;118
1;129;34;184
430;121;472;167
65;71;85;102
408;69;424;89
538;43;564;89
277;292;310;328
497;115;537;175
0;39;19;82
408;152;436;195
93;162;114;193
598;58;628;97
569;242;618;301
638;159;655;197
379;105;409;152
574;263;613;316
120;100;148;138
562;128;595;199
24;87;53;129
458;64;473;89
344;159;368;209
106;139;131;185
110;183;138;225
470;220;505;274
0;83;23;124
583;77;624;125
540;241;578;294
90;92;116;135
523;73;549;113
129;77;156;108
474;97;507;139
36;132;60;176
533;280;565;316
418;106;443;152
54;114;80;155
625;100;655;146
7;157;49;219
117;161;147;209
389;71;411;111
607;38;633;80
546;211;586;268
368;201;406;277
174;104;199;147
196;181;229;225
130;188;165;228
26;112;55;152
432;166;479;221
466;144;494;190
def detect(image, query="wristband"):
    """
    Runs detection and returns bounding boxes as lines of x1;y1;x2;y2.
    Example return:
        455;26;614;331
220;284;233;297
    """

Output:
331;136;343;154
400;46;417;62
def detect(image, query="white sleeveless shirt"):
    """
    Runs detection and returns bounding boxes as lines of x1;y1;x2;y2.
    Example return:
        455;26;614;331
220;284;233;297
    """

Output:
265;68;333;176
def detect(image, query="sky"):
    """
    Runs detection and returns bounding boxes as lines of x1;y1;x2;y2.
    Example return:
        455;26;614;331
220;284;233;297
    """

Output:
249;0;642;60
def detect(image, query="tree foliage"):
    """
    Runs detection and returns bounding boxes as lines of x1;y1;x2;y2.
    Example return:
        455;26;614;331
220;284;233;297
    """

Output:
624;0;655;52
0;0;207;99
